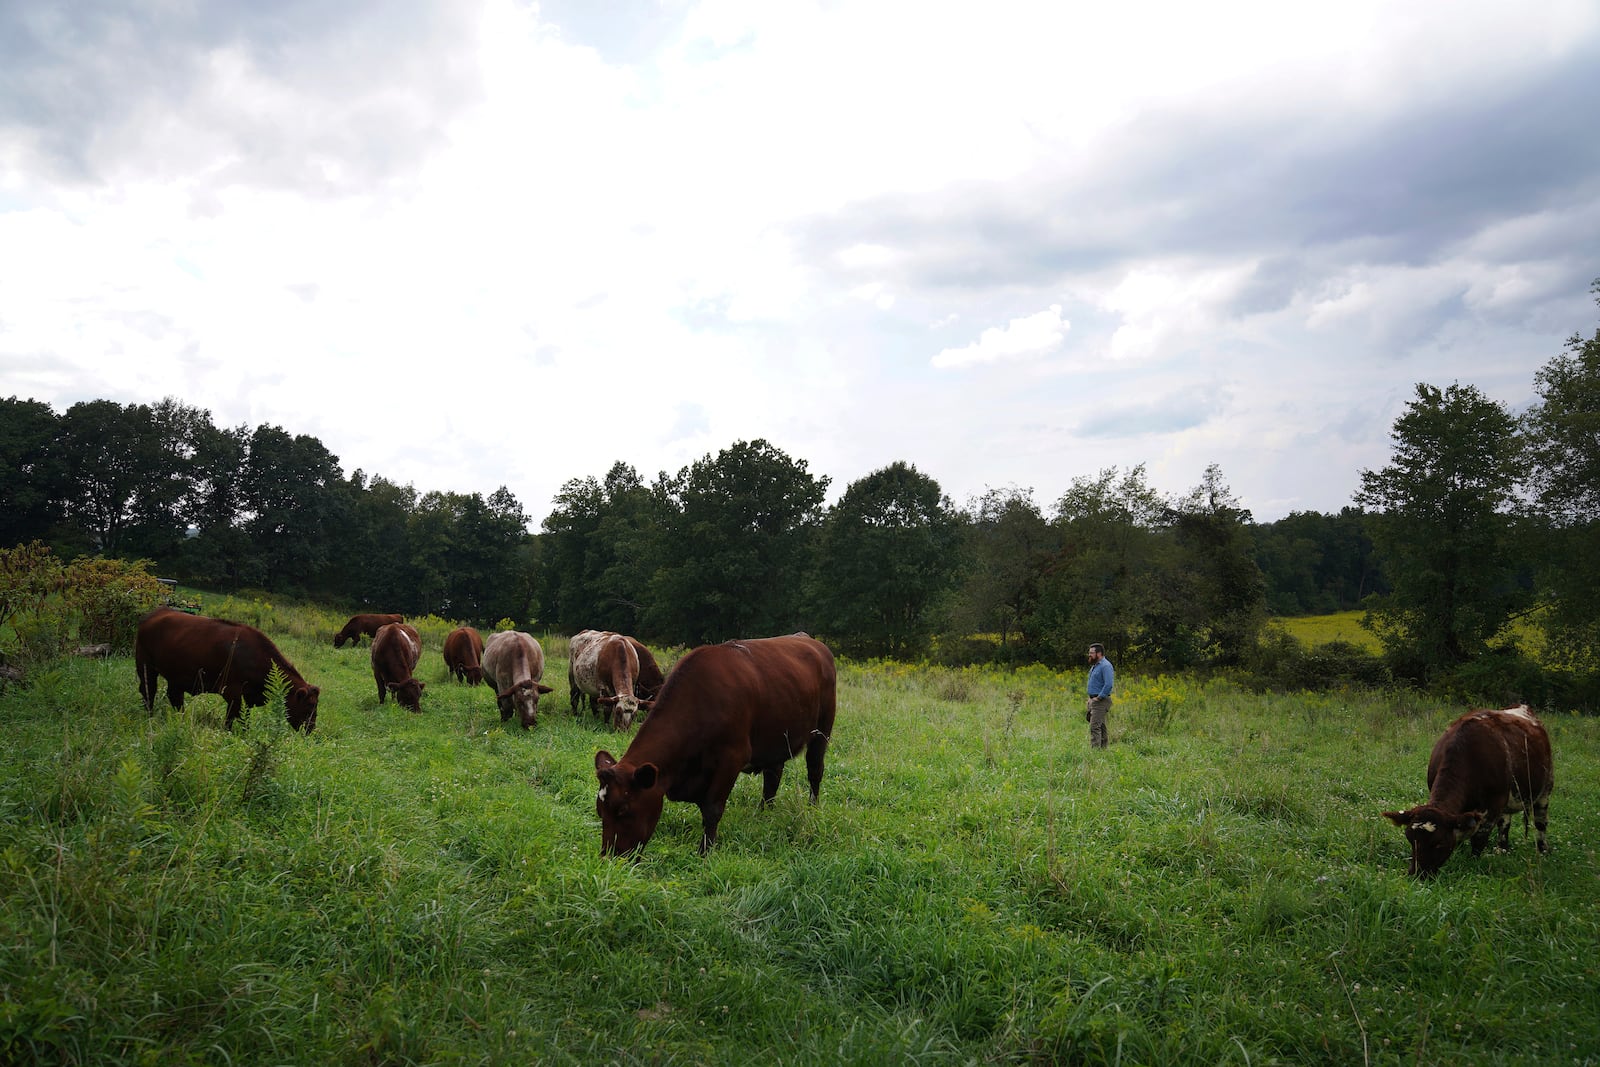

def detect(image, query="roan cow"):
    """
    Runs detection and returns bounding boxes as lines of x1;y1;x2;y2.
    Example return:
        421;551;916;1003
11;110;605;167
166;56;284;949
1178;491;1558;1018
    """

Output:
594;633;836;857
443;626;485;685
569;629;650;729
1382;704;1553;878
135;606;320;731
481;630;554;729
334;613;405;648
371;622;426;711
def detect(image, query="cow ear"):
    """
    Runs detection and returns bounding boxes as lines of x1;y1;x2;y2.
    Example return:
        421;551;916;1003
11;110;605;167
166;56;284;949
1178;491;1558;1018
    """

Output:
537;683;555;694
638;699;654;710
1382;810;1411;827
634;763;658;790
595;751;617;772
1455;811;1486;838
387;681;399;691
417;681;426;691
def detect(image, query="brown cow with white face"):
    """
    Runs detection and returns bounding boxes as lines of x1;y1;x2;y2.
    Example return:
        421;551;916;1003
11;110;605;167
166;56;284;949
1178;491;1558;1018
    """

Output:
136;607;319;731
594;633;836;857
1382;705;1553;878
569;629;650;729
443;626;485;685
481;630;554;729
335;613;405;648
371;622;426;711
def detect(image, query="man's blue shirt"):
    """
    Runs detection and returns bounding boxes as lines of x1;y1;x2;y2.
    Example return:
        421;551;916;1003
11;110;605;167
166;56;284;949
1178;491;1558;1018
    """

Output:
1088;659;1114;698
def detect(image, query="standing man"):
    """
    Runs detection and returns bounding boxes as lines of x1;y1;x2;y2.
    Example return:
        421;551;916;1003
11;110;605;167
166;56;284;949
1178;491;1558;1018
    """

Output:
1086;642;1114;749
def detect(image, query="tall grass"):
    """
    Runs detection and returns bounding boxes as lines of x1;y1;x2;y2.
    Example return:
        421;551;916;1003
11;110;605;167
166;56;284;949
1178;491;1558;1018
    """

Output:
2;606;1597;1064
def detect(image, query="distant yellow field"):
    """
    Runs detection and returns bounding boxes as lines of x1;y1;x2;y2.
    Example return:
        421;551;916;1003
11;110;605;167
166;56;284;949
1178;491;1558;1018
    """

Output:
1274;611;1381;650
1276;610;1548;659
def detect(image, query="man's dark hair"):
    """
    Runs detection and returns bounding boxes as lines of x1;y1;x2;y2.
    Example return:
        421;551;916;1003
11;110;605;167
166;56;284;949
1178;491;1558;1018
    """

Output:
1088;643;1105;655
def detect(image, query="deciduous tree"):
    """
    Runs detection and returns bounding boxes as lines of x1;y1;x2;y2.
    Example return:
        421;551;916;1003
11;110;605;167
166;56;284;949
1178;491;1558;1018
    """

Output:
1521;280;1600;670
1356;382;1523;677
809;461;961;658
647;440;827;645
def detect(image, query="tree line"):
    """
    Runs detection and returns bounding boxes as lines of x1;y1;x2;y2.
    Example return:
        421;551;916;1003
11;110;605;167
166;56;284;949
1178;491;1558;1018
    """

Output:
3;283;1596;700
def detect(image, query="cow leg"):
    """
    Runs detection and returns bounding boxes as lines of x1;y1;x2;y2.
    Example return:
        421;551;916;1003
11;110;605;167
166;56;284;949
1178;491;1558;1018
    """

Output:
224;690;244;729
138;663;156;710
698;767;743;853
165;681;185;711
1496;813;1512;852
760;765;784;808
805;729;830;803
1534;799;1550;853
1469;821;1493;857
376;677;387;704
568;669;581;715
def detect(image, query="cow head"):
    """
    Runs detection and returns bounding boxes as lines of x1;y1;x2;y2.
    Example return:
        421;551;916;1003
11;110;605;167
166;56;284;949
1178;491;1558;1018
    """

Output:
287;684;320;732
597;693;645;730
595;750;666;857
387;677;425;712
333;633;349;649
1382;806;1485;878
464;665;484;686
497;678;554;729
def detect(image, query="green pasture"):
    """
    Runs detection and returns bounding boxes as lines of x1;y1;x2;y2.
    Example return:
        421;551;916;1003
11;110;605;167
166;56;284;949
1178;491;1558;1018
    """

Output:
2;599;1598;1064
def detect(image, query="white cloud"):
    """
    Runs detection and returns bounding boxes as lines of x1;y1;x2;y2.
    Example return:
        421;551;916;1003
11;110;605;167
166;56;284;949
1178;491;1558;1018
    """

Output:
1;0;1596;525
932;304;1069;369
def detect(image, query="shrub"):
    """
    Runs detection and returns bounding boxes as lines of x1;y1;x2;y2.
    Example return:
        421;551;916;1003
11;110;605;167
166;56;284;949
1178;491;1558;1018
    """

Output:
1246;624;1390;692
61;557;165;651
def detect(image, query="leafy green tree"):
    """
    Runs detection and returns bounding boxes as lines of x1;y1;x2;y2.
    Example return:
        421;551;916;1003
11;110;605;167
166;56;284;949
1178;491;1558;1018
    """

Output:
0;397;62;548
406;487;531;621
1356;382;1523;677
808;461;961;658
53;400;151;555
1253;507;1386;615
537;474;606;632
1035;465;1165;663
238;425;343;591
174;420;250;586
1521;281;1600;670
346;474;419;608
647;440;828;645
1160;464;1267;666
948;486;1056;653
537;462;667;634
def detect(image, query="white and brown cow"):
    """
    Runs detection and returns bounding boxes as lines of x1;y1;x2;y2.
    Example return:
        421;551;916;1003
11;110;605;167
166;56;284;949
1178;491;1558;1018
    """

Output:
1382;704;1553;878
481;630;554;730
569;629;649;730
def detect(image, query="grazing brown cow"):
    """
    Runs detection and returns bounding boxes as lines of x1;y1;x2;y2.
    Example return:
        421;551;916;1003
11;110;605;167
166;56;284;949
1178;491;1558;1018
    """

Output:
628;636;665;701
371;622;425;711
1383;705;1554;878
443;626;485;685
594;633;836;857
481;630;553;729
334;613;405;648
569;629;649;729
135;607;319;731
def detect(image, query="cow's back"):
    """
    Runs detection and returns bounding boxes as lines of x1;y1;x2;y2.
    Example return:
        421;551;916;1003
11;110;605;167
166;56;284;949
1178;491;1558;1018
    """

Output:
483;630;543;687
1428;706;1553;809
639;634;835;768
443;627;483;668
138;608;264;680
372;623;421;674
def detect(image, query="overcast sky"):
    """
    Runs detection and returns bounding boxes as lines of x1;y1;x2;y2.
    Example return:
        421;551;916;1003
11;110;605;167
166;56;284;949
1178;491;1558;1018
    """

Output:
4;1;1597;527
